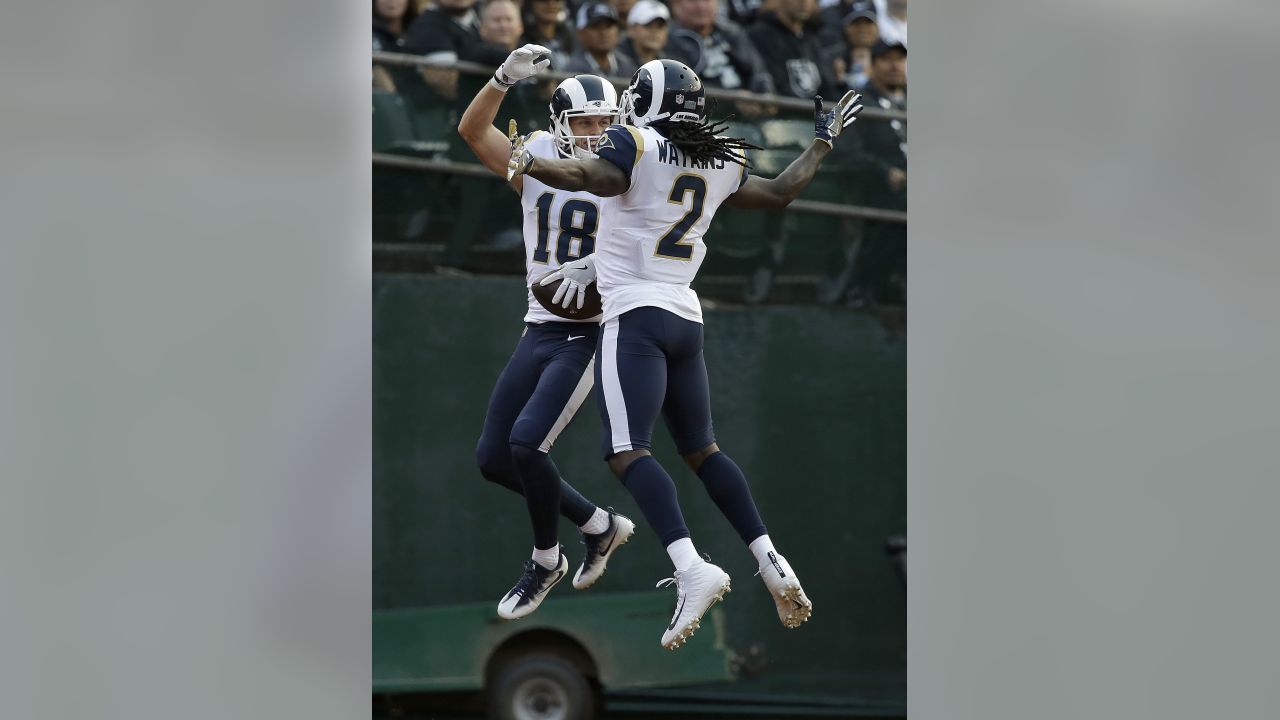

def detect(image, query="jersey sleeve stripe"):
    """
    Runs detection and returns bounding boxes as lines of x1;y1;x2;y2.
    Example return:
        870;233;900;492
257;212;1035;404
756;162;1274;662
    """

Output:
597;125;642;181
624;125;645;168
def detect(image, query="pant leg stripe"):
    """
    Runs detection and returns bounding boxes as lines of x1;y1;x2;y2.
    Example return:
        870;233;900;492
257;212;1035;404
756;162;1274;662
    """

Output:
601;318;633;453
537;356;595;453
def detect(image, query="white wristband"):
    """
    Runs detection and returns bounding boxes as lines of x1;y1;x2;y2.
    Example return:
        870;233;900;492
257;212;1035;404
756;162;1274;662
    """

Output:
489;75;512;92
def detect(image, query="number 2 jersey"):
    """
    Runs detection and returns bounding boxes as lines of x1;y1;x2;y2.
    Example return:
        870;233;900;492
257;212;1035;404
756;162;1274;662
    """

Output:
519;130;604;324
592;124;749;324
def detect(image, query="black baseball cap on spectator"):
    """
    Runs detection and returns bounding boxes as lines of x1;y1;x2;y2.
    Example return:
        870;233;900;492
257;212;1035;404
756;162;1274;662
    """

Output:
872;39;907;58
843;0;877;24
576;2;620;29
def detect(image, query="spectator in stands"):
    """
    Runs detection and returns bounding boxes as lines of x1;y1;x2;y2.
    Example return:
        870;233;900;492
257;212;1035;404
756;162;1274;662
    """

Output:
373;0;423;91
565;2;638;77
832;0;878;91
456;0;543;138
748;0;841;100
619;0;672;67
448;0;540;252
609;0;639;22
725;0;770;26
864;38;905;117
840;38;906;306
816;0;852;48
374;0;419;52
877;0;905;46
817;0;901;46
464;0;527;63
403;0;480;100
522;0;578;70
666;0;775;95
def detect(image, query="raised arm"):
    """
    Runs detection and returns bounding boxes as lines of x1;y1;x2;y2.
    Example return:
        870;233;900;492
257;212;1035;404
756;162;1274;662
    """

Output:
726;92;863;210
508;123;636;197
456;45;552;190
458;83;521;182
727;141;832;209
522;156;630;197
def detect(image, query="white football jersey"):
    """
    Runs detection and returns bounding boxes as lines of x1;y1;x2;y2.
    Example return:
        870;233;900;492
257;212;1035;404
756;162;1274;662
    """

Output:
593;124;748;324
519;131;605;324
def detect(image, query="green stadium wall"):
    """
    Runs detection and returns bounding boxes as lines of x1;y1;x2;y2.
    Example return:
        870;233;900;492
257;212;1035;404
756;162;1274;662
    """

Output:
374;273;906;703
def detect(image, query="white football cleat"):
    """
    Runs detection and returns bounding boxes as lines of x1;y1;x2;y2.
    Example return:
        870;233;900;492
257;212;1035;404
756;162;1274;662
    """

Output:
573;510;636;590
657;559;731;650
758;550;812;628
497;552;568;620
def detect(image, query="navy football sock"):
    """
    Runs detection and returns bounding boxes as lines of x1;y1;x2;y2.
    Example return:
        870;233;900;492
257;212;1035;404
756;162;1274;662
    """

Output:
511;444;579;549
480;447;597;528
620;455;691;547
553;478;598;529
696;451;767;545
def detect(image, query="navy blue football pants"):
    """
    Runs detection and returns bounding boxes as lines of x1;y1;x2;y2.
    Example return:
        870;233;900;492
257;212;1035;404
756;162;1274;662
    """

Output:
596;307;715;458
476;321;600;549
595;307;767;547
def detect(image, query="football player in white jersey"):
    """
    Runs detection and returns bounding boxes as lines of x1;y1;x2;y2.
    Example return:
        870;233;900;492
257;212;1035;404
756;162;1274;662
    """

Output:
509;58;863;648
457;44;636;620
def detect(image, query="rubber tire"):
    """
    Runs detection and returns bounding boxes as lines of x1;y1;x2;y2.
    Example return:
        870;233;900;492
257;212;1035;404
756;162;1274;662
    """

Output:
487;651;595;720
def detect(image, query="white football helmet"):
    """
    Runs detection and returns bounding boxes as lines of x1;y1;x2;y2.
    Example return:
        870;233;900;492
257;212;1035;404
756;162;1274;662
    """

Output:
549;74;620;158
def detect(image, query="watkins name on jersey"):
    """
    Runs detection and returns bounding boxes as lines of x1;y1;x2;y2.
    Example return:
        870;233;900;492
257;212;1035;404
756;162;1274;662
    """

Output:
655;139;731;170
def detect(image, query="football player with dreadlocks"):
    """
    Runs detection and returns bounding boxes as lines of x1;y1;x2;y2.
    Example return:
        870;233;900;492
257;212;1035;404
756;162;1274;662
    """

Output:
508;58;863;649
457;44;636;621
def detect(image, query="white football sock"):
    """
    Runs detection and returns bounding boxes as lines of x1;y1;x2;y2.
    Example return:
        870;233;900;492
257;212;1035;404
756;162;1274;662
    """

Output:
532;545;560;570
749;535;778;569
578;507;610;535
666;537;700;572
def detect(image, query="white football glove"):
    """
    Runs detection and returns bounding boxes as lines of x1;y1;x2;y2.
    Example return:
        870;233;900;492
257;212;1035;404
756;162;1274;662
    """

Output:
493;44;552;88
538;255;597;310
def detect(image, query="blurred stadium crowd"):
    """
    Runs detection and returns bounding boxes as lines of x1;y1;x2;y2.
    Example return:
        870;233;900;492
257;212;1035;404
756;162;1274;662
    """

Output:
372;0;906;307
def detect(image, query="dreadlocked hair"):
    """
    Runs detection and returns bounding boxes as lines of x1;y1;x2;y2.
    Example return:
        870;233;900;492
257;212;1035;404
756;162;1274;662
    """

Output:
651;114;762;169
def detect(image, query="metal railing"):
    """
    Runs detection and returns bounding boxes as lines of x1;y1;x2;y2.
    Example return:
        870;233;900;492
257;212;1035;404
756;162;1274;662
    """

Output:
372;51;907;121
372;50;907;224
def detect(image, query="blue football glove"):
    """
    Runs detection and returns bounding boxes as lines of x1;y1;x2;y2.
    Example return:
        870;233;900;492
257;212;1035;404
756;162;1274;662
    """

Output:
814;91;863;147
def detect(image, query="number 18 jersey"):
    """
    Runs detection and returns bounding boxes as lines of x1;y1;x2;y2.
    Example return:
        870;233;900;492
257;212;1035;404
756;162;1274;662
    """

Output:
520;130;604;324
593;124;749;324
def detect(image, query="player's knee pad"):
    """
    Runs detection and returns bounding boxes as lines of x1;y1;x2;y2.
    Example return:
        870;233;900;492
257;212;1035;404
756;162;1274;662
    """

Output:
475;440;513;483
682;443;720;473
509;442;544;470
607;449;650;479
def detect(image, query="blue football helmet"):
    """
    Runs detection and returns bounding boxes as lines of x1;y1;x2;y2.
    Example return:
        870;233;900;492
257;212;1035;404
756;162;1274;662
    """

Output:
620;59;706;127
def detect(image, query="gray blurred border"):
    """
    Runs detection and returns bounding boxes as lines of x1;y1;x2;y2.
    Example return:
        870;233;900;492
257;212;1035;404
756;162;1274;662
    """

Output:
5;0;1280;717
0;0;369;717
912;1;1280;718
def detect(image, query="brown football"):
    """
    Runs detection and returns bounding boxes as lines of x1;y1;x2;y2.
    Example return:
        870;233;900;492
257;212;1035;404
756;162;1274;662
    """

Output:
531;270;603;320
